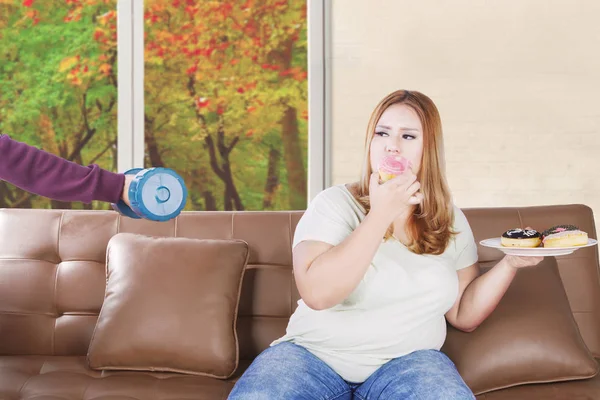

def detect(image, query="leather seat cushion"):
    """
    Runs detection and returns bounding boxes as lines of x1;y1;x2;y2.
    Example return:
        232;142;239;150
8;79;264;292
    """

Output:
1;356;599;400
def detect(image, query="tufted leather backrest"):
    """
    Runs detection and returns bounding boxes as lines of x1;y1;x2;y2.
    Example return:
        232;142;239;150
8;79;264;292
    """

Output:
0;205;598;359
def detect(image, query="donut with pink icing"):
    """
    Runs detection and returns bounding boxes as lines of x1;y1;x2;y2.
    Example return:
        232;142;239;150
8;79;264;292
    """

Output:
378;156;412;182
542;225;588;247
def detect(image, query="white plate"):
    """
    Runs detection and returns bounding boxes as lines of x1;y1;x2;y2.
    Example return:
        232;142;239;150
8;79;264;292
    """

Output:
479;238;598;257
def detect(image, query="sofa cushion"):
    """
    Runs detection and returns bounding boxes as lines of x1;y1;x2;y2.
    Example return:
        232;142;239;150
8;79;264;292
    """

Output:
0;355;599;399
442;257;599;395
474;367;600;400
87;233;249;379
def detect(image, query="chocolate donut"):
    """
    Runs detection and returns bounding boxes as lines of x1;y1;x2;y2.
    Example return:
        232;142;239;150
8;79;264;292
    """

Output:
501;228;542;247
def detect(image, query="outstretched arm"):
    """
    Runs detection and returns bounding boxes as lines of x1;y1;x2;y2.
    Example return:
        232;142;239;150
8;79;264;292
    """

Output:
0;134;126;204
446;254;543;332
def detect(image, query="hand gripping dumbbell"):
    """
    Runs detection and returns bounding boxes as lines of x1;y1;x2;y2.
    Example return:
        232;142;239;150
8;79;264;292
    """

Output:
112;167;188;222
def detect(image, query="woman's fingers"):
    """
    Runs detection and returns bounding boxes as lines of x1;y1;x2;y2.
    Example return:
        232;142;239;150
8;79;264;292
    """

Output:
408;192;424;205
370;172;381;189
405;180;421;196
388;172;417;187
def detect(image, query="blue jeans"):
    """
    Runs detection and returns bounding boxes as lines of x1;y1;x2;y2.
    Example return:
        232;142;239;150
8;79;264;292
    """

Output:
228;342;475;400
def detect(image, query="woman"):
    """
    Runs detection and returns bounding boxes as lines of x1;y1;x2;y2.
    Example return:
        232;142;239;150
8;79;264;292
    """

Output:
228;90;543;399
0;133;131;206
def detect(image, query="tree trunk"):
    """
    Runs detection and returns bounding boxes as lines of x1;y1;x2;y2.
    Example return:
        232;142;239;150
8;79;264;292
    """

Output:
281;106;306;209
187;78;243;211
202;190;217;211
271;39;307;210
221;157;243;211
145;115;164;167
263;145;281;209
203;126;244;211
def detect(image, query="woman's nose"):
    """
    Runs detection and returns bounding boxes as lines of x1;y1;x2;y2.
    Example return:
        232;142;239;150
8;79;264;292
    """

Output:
385;135;403;153
385;141;400;153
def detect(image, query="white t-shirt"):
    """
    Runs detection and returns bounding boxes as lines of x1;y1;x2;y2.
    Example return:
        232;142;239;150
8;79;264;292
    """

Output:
271;184;479;383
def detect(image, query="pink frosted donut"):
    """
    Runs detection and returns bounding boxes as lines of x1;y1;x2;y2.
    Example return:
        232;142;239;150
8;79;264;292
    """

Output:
378;156;412;182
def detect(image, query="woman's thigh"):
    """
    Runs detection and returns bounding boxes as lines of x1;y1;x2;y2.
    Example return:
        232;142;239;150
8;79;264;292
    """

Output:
353;349;475;400
228;341;352;400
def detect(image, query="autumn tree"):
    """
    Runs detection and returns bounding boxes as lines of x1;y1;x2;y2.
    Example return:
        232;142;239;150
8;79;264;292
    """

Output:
0;0;118;209
143;0;308;210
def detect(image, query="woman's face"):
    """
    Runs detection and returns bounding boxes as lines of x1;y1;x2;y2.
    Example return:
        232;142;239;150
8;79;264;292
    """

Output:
370;103;424;175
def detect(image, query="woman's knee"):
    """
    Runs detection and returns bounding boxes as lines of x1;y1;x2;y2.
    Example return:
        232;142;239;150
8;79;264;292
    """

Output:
401;350;473;398
357;349;474;400
228;342;351;400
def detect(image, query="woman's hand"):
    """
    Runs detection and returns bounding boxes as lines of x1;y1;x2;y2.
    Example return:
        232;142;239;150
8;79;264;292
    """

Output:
369;171;423;223
121;175;134;207
503;254;544;269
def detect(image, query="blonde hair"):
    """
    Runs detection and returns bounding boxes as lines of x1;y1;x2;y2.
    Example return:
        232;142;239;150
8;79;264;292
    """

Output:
357;90;456;255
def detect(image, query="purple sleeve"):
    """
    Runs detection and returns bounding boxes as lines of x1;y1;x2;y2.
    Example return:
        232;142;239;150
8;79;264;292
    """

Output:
0;134;125;204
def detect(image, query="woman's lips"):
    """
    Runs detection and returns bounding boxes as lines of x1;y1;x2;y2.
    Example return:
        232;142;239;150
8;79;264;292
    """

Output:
378;155;412;181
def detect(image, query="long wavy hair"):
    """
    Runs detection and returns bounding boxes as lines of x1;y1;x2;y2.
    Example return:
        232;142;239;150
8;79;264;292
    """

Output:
357;90;456;255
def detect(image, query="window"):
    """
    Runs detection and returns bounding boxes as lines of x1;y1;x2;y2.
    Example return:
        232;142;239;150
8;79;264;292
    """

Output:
0;0;327;211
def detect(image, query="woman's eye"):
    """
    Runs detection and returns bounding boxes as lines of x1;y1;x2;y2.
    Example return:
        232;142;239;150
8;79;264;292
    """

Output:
403;134;416;140
375;131;388;137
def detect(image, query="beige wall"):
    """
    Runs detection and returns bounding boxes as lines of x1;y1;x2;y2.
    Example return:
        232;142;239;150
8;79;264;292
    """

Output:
330;0;600;235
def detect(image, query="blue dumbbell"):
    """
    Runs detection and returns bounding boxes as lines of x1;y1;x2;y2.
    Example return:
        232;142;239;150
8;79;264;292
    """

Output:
112;167;188;222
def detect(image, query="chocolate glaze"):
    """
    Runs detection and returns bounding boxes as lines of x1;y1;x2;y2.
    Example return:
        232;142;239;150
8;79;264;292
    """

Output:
502;228;541;239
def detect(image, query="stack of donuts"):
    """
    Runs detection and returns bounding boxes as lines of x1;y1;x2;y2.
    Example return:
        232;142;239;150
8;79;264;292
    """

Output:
500;225;588;248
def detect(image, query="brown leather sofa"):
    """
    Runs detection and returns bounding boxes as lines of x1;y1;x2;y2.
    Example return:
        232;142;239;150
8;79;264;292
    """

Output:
0;205;599;399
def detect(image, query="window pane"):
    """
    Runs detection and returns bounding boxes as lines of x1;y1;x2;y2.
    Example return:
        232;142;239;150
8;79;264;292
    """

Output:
0;0;118;210
143;0;308;211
